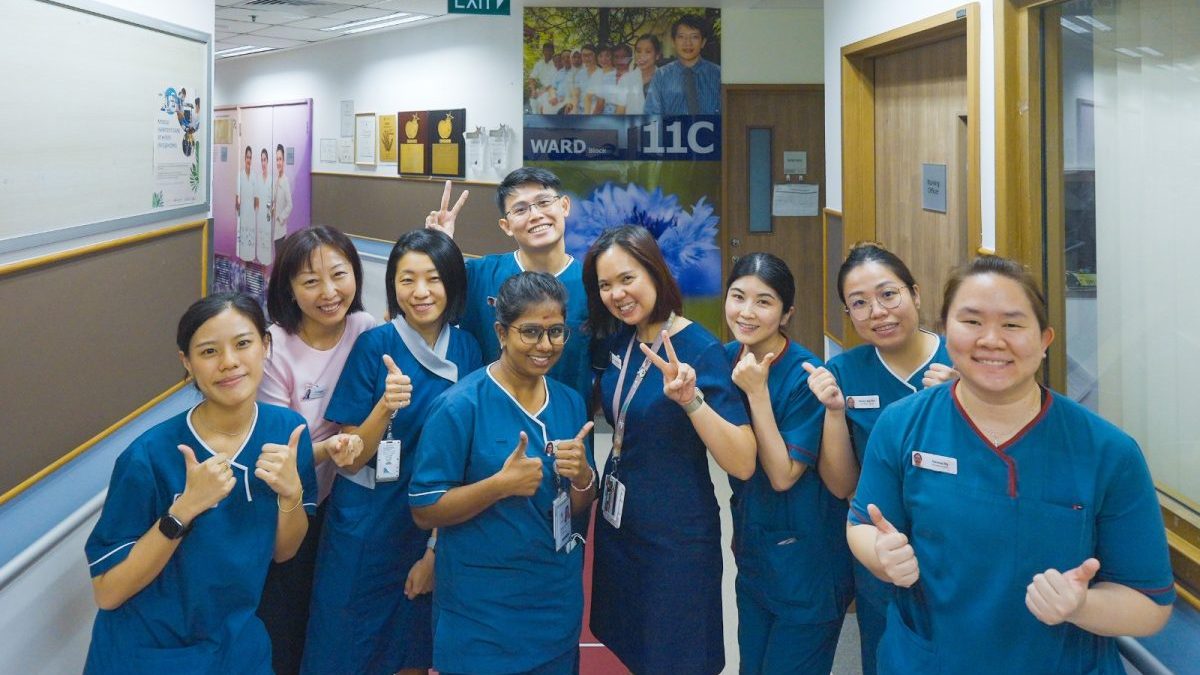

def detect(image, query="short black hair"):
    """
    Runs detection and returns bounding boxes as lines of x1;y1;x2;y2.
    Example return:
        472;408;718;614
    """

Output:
177;292;267;353
260;147;269;159
671;14;708;40
543;41;555;51
496;167;563;215
267;225;365;333
275;143;285;157
385;229;468;325
726;252;795;312
495;272;567;326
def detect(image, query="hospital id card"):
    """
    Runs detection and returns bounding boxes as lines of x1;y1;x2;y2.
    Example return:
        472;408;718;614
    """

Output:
601;475;625;529
376;440;401;482
553;491;572;551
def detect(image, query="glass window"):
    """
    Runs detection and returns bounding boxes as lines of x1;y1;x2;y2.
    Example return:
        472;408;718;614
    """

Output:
1047;0;1200;505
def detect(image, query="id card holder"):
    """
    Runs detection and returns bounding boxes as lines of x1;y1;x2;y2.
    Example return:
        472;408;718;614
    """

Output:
376;439;401;482
601;474;625;529
553;491;572;551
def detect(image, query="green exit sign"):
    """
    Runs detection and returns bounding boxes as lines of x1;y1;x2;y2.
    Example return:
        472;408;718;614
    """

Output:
448;0;509;16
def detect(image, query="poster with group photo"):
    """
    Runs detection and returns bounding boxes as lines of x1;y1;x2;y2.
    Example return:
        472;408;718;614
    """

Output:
523;7;723;327
211;100;313;311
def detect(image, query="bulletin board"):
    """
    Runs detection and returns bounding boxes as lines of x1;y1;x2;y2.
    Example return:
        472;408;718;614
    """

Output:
0;0;211;254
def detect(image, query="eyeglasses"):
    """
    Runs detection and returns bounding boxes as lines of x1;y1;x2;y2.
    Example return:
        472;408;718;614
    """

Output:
505;194;563;220
506;323;571;345
844;286;906;320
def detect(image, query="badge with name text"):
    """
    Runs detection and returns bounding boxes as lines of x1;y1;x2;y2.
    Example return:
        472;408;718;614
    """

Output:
912;450;957;475
376;440;402;482
601;474;625;528
553;491;572;551
846;394;880;409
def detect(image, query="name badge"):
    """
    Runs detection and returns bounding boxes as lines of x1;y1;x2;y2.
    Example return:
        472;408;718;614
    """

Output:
610;352;623;369
601;474;626;529
912;450;957;475
301;384;327;401
846;394;880;409
553;491;572;551
376;440;402;482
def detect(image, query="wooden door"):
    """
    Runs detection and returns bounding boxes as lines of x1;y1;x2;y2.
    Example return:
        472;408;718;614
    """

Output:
723;85;825;353
873;36;968;330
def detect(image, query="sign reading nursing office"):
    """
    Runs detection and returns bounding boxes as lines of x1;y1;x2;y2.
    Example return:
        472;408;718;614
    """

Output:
448;0;509;16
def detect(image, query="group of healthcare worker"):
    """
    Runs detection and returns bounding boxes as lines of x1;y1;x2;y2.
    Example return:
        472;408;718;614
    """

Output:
84;165;1172;675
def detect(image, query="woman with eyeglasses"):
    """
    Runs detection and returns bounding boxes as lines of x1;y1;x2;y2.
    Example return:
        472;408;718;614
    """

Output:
802;242;955;675
847;256;1173;673
585;225;756;675
301;229;481;675
84;293;317;674
410;272;596;675
723;253;854;674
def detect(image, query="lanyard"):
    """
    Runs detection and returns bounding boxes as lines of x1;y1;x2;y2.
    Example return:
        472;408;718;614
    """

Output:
610;313;676;459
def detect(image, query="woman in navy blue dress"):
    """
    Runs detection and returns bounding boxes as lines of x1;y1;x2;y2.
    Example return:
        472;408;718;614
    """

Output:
584;225;756;674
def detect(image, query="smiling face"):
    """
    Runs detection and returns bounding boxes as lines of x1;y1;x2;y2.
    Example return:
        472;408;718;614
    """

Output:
842;260;921;350
260;150;269;177
945;273;1054;404
243;147;252;174
582;48;596;70
636;38;659;70
497;300;566;380
275;148;285;177
725;274;793;350
596;245;658;332
572;51;583;68
499;183;569;254
393;250;447;337
672;24;706;66
179;308;267;409
290;244;356;335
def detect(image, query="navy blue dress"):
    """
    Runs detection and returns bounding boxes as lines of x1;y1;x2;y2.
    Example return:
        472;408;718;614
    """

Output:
590;322;749;674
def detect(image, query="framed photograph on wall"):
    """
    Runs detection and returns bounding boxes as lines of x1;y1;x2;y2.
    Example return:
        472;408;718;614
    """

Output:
354;112;377;166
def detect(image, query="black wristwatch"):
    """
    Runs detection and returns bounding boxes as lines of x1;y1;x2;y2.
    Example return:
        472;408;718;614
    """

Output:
158;513;193;540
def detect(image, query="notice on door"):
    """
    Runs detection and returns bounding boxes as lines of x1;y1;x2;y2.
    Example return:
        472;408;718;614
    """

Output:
773;183;819;217
922;163;947;213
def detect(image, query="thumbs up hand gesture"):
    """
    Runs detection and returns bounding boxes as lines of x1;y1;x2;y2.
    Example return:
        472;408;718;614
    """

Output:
497;432;544;498
381;354;413;412
802;362;845;411
257;424;305;503
732;351;776;396
553;422;595;489
176;444;236;518
1025;558;1100;626
921;363;958;389
870;504;920;587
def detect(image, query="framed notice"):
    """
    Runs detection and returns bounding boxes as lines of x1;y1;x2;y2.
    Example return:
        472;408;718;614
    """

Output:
378;113;398;163
354;112;377;166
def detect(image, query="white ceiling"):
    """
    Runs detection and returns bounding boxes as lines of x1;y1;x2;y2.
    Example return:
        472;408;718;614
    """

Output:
215;0;822;58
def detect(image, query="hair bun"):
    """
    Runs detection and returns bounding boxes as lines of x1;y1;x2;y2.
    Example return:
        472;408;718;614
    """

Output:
849;240;887;252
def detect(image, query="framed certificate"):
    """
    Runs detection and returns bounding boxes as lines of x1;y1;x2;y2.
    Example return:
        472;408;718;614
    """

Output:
354;112;377;166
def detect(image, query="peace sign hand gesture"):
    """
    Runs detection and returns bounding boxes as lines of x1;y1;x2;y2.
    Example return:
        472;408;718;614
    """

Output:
553;421;595;489
640;331;699;408
424;179;469;238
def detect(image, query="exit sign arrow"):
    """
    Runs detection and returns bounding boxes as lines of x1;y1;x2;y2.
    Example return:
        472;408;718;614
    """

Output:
448;0;509;16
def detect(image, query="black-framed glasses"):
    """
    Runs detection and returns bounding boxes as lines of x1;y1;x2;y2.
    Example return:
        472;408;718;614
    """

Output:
844;286;906;320
506;323;570;345
505;194;563;220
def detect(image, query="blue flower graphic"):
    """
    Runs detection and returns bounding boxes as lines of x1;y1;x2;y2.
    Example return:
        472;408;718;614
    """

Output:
565;182;722;296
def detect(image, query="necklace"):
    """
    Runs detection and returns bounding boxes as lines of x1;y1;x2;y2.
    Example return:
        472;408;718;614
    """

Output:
195;405;250;438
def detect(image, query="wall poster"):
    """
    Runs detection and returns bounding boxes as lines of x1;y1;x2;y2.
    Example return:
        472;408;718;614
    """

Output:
212;100;313;311
154;84;204;209
523;7;723;328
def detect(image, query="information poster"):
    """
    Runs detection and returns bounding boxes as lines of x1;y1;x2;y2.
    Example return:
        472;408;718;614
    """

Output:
523;7;723;325
153;84;204;208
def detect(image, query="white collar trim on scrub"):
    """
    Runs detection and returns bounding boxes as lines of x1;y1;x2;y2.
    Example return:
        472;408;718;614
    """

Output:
874;329;941;394
186;402;259;502
512;250;574;277
485;363;551;450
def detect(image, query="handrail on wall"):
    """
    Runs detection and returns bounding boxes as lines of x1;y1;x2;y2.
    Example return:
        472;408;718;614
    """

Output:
0;491;106;593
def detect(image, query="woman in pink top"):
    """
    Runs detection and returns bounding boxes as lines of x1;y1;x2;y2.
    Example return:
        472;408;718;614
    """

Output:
256;225;377;675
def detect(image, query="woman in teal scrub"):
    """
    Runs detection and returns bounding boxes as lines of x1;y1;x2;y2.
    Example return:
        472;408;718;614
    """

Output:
849;256;1174;674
